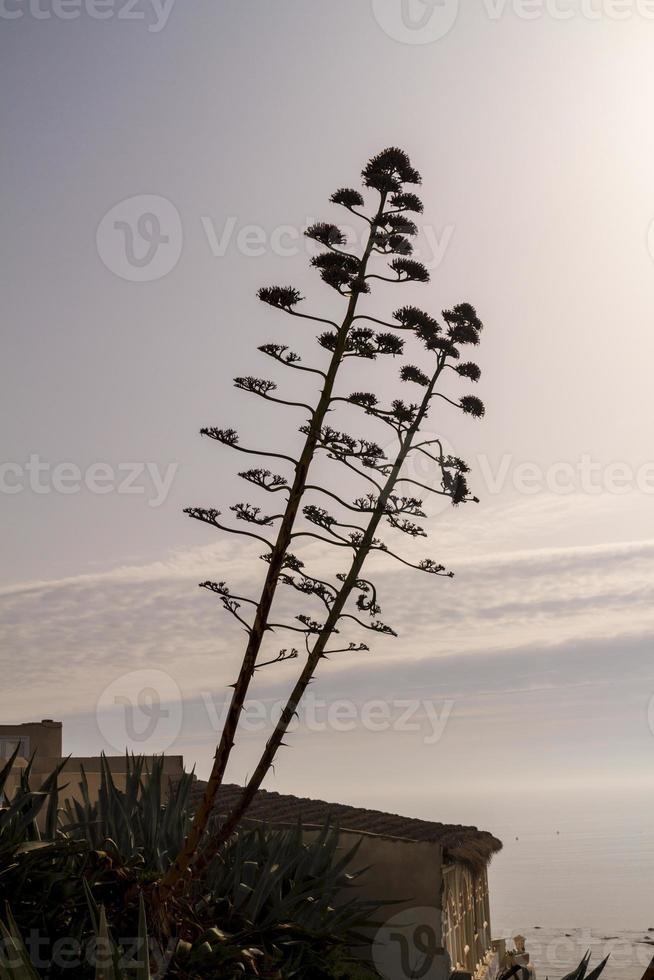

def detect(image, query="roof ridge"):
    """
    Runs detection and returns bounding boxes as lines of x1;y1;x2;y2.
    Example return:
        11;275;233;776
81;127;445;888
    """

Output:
191;781;502;873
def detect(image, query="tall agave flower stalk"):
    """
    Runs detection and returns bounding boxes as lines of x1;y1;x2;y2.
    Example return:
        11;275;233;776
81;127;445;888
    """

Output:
161;147;486;893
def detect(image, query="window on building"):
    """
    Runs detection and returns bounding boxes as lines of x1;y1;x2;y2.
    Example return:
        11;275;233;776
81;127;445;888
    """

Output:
0;737;30;758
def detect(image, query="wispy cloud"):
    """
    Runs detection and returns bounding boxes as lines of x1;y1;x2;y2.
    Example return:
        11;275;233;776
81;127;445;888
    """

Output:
5;499;654;736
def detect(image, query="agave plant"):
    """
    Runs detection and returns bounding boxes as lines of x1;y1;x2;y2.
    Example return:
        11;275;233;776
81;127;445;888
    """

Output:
0;752;189;973
60;754;195;872
84;886;153;980
172;818;385;978
0;746;91;945
0;753;384;978
0;892;153;980
0;745;69;855
202;817;379;937
0;906;42;980
498;952;610;980
558;952;610;980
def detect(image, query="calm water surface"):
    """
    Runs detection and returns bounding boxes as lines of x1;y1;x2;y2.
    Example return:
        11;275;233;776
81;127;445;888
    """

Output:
488;798;654;980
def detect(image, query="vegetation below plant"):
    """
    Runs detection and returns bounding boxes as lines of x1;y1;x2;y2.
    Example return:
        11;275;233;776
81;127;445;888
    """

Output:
0;750;381;978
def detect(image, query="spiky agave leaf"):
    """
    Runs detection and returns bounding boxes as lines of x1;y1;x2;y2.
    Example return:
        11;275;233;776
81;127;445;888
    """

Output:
0;907;41;978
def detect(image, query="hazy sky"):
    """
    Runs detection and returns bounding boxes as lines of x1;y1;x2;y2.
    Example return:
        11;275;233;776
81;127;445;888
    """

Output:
2;1;654;840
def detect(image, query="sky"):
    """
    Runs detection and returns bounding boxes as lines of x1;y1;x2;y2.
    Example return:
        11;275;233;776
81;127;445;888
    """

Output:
2;0;654;853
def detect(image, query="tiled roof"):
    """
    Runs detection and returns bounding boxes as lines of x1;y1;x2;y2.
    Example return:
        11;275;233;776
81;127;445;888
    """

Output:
192;782;502;872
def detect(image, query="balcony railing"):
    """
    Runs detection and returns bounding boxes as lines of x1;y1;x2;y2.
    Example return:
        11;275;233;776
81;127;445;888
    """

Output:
442;863;492;977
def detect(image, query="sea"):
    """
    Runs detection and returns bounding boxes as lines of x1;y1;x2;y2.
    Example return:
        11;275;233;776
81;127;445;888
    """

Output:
488;795;654;980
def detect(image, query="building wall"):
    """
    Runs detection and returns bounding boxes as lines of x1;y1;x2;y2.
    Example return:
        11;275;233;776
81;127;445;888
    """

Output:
54;756;185;817
303;826;450;980
338;829;444;919
3;753;184;787
0;719;62;760
306;827;497;980
1;734;184;829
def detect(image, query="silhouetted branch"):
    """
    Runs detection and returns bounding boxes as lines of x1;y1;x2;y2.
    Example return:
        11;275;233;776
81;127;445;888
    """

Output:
279;571;337;611
258;343;327;378
366;257;430;284
302;504;368;540
323;642;370;655
326;454;384;491
289;530;353;548
431;391;486;418
230;502;283;526
199;581;258;607
370;546;454;576
288;309;340;329
338;613;398;637
200;428;298;466
304;484;369;514
352;314;399;330
267;621;320;635
184;508;274;550
199;581;255;632
255;648;299;670
330;187;371;224
239;468;290;494
234;376;314;414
